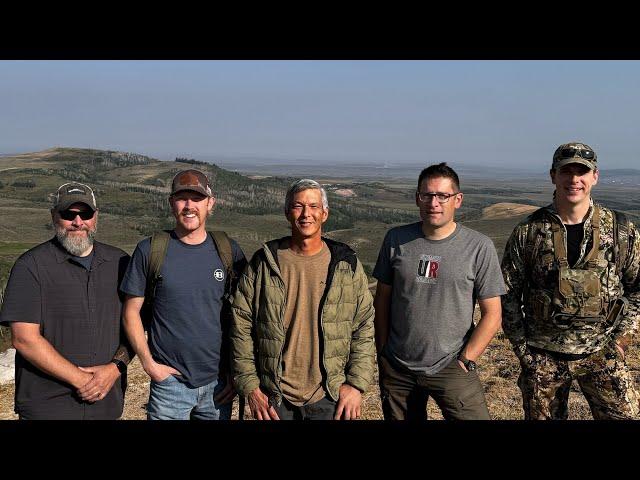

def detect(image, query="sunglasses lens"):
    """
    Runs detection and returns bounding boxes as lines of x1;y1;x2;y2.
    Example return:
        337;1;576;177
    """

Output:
60;210;94;221
560;148;594;161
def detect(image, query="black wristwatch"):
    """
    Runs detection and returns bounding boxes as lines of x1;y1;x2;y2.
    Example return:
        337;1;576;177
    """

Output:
457;353;477;371
111;359;127;374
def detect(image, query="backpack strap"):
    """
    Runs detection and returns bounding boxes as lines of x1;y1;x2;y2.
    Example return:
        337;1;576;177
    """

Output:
146;230;171;302
585;205;601;268
208;230;235;299
613;210;630;276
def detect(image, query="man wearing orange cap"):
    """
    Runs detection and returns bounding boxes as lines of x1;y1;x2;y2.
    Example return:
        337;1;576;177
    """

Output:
121;169;246;420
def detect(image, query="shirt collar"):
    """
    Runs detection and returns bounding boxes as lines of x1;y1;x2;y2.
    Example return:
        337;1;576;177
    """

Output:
50;237;111;266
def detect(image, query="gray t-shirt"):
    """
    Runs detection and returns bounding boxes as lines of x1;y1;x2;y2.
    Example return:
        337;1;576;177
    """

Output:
373;222;506;375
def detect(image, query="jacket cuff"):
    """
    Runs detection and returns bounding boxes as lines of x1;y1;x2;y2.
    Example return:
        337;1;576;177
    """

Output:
345;373;369;394
236;376;261;397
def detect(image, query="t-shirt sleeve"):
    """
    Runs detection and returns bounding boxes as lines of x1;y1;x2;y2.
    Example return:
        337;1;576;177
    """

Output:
0;255;42;325
373;230;393;285
119;240;150;298
474;236;507;300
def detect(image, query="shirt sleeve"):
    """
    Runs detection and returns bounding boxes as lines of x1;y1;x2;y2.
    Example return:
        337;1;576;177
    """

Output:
614;218;640;340
0;254;42;325
118;239;150;298
372;230;393;285
474;235;507;300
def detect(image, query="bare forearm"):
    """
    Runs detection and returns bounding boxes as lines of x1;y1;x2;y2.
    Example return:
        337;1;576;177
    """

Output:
461;310;502;362
373;285;391;353
373;310;389;353
13;335;87;388
123;312;154;368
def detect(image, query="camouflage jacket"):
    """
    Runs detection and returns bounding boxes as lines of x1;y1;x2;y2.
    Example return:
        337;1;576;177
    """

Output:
501;200;640;355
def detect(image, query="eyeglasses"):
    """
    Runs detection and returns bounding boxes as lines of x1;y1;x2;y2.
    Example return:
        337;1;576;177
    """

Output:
417;192;460;204
558;148;595;160
58;209;95;221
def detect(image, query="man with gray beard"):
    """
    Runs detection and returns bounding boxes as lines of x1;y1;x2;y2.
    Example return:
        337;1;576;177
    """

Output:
0;182;133;419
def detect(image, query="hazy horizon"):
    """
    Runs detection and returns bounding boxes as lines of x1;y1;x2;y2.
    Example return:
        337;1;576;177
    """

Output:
2;60;640;169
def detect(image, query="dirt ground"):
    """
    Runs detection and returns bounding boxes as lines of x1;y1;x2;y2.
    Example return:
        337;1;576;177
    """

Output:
3;332;637;420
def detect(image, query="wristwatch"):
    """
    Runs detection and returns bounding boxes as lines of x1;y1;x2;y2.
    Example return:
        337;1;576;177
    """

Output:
457;353;477;371
111;358;127;374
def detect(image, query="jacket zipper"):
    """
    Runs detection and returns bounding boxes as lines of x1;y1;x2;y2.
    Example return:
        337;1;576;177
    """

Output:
317;260;338;402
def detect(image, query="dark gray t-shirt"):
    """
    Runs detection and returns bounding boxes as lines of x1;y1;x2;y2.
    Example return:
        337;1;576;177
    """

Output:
373;222;506;375
120;232;245;388
70;250;95;270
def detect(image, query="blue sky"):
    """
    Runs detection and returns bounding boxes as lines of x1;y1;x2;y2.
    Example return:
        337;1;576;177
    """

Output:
1;60;639;169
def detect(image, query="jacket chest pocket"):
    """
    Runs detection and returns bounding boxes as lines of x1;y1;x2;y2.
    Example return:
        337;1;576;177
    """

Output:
557;267;602;316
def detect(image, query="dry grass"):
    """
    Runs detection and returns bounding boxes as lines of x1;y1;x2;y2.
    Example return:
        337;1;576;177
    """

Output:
481;202;539;220
3;334;639;420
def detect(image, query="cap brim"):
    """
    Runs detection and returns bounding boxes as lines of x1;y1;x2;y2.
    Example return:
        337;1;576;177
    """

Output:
553;158;597;170
171;186;211;197
55;199;97;212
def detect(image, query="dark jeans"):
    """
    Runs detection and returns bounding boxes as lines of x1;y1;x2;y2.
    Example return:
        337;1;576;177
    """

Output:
274;396;337;420
378;354;490;420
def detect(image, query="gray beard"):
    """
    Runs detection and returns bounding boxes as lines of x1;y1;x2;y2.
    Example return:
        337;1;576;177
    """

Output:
55;225;97;256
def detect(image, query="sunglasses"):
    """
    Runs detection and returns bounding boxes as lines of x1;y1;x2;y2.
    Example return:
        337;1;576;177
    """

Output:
58;209;95;221
558;148;595;160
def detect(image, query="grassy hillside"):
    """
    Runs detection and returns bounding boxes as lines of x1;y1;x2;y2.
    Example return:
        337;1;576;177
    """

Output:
2;147;640;420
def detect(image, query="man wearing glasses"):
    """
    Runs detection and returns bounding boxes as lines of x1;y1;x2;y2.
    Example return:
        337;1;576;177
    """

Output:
0;182;133;419
373;163;505;420
502;142;640;419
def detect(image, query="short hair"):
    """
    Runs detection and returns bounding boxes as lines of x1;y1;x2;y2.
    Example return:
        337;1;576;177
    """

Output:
284;179;329;215
417;162;460;192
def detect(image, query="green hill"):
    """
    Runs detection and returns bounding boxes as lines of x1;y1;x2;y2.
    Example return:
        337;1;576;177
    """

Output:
0;147;419;304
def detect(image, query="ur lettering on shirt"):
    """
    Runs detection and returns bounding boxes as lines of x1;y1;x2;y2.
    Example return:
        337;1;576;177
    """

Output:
120;231;246;387
373;222;506;375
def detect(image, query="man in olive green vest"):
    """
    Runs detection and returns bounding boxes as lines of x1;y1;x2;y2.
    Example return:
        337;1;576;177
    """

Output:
231;179;375;420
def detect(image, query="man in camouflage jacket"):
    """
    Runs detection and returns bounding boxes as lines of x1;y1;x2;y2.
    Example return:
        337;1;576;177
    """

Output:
501;142;640;419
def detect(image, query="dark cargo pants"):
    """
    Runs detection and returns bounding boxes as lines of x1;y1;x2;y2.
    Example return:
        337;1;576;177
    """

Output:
378;354;490;420
518;346;640;420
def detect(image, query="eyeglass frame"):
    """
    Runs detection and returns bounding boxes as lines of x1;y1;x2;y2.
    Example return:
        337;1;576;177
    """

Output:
416;191;461;204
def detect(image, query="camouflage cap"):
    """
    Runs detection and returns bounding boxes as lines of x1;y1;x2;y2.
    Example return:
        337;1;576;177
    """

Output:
552;142;598;171
52;182;97;212
170;169;213;197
